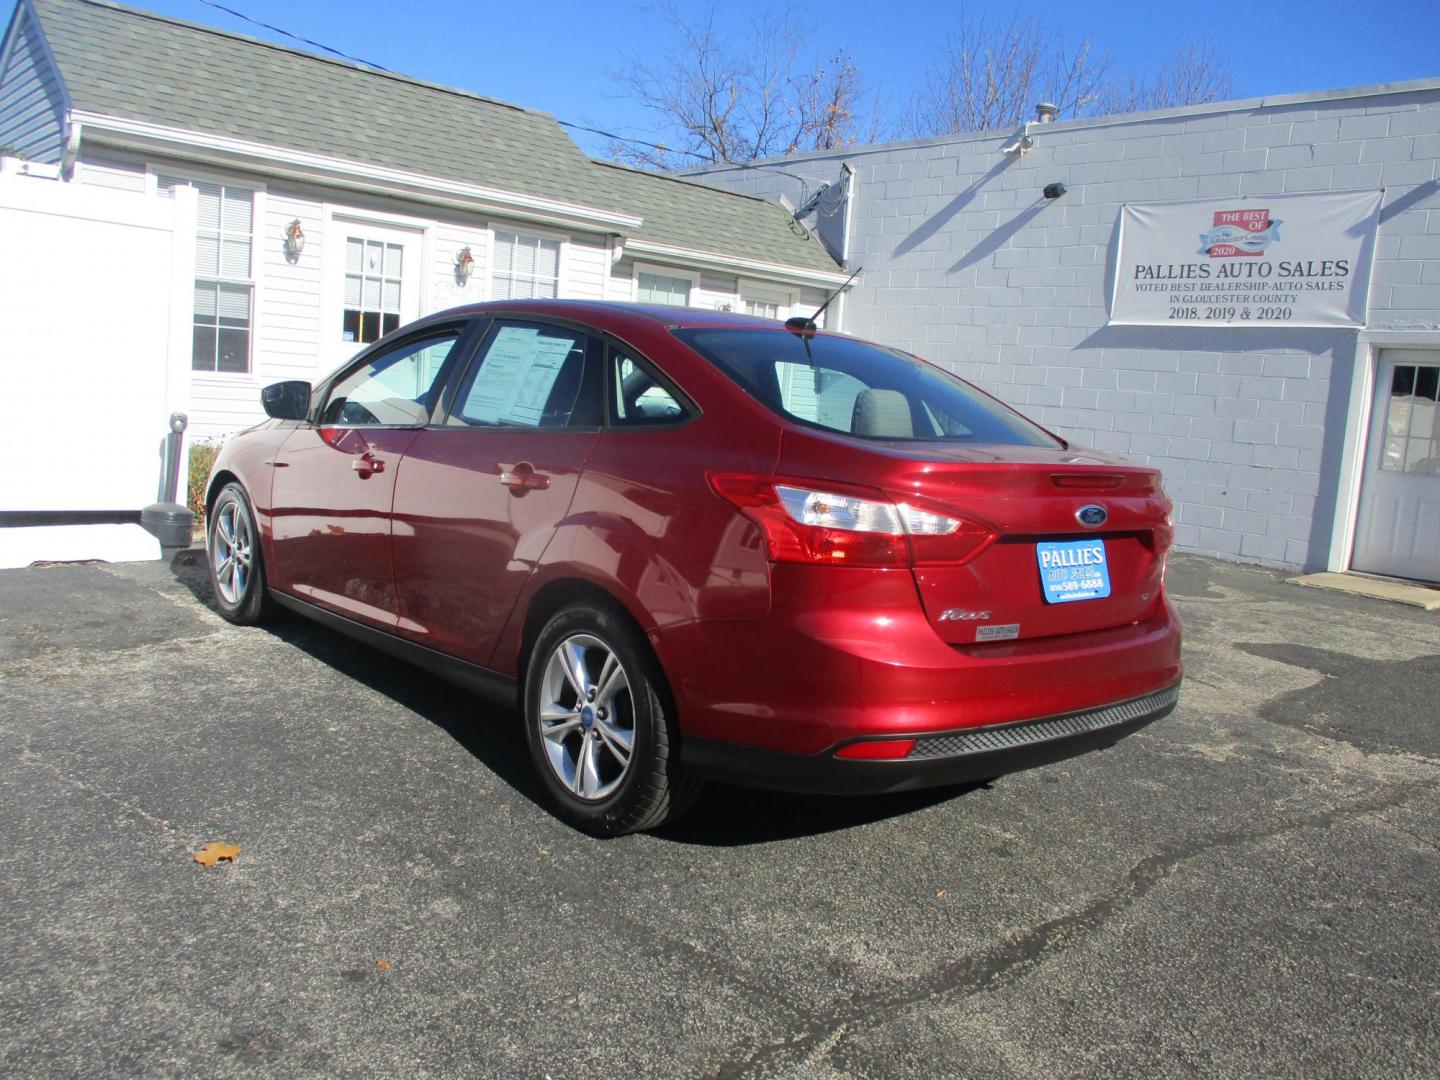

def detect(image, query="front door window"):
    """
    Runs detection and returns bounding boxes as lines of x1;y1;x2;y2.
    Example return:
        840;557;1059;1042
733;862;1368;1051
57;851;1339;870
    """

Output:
343;237;404;346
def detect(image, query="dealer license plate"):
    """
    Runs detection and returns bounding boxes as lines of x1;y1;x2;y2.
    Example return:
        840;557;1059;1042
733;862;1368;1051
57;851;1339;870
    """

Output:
1037;539;1111;604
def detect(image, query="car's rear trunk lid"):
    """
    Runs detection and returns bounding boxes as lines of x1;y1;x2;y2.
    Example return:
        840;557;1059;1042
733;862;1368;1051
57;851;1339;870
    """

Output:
777;433;1172;646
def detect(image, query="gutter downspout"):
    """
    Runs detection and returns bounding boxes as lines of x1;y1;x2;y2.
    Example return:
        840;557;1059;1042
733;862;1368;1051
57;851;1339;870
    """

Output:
60;117;80;180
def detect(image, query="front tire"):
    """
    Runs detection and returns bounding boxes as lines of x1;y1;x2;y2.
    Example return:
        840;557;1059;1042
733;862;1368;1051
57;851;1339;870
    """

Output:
524;603;699;836
207;482;274;625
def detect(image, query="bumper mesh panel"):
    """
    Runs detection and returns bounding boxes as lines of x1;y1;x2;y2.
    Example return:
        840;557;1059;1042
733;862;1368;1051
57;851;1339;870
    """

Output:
906;685;1179;760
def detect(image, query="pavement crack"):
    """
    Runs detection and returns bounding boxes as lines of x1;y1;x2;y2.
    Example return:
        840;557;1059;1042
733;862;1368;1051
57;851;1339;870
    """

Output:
706;778;1439;1079
17;732;189;851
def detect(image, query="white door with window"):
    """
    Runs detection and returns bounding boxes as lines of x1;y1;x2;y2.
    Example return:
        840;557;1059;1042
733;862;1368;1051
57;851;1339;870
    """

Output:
1352;350;1440;582
331;221;423;370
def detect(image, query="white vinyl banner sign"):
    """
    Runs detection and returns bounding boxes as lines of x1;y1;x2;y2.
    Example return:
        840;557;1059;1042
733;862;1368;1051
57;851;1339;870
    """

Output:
1110;190;1382;327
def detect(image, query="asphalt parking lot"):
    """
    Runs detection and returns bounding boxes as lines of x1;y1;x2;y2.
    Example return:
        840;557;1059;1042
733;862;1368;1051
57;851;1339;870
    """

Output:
1;550;1436;1078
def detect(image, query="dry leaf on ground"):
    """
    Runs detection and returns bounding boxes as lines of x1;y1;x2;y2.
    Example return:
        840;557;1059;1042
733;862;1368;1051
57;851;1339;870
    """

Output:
194;842;240;867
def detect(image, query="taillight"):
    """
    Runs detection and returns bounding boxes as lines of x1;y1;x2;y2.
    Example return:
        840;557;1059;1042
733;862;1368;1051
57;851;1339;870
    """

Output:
1157;498;1175;584
708;473;996;568
1153;494;1175;555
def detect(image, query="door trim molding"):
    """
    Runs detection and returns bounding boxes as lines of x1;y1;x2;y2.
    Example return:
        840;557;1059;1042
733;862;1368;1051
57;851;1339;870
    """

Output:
1329;330;1440;573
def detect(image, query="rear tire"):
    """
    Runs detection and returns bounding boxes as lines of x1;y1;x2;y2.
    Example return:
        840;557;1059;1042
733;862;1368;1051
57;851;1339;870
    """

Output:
207;482;274;625
523;603;700;836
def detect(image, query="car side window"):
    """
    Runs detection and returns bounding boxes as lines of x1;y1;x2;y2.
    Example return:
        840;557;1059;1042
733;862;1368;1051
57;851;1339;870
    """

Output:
447;321;595;429
609;346;689;426
320;332;462;426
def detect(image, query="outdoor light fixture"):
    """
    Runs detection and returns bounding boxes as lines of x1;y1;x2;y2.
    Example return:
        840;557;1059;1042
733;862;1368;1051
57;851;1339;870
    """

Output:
1043;182;1068;200
455;246;475;285
283;218;305;260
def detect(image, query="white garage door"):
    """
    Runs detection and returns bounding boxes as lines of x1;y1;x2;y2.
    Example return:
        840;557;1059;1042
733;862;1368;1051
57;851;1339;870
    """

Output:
1351;351;1440;583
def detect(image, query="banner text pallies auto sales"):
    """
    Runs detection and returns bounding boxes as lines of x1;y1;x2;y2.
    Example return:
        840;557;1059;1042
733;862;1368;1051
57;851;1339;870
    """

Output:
1131;260;1352;318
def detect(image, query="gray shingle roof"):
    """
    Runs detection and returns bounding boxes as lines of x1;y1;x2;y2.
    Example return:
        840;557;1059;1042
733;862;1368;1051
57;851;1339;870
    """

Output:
30;0;624;212
594;162;840;274
27;0;840;275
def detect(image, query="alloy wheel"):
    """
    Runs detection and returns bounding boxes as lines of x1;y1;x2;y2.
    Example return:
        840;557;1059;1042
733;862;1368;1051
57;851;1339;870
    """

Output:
536;633;636;801
211;499;253;607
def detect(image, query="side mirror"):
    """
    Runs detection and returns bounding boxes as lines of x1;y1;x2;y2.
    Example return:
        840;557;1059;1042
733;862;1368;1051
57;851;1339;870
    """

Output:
261;380;311;420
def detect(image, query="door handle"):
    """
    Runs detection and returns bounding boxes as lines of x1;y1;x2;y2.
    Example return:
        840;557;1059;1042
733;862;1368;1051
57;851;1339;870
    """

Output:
352;453;385;476
499;463;550;494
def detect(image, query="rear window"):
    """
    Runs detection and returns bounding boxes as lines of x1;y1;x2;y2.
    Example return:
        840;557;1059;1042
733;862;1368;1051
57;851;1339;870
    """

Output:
673;329;1059;446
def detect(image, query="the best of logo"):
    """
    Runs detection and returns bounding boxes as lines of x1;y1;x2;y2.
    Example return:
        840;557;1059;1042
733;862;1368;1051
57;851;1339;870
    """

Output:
1197;208;1283;257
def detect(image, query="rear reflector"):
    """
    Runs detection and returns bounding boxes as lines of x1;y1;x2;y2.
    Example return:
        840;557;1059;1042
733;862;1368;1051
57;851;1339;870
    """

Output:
835;739;918;760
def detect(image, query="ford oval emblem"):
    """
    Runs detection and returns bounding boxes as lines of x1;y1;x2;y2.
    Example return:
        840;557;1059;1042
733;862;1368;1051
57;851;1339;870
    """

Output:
1076;504;1108;528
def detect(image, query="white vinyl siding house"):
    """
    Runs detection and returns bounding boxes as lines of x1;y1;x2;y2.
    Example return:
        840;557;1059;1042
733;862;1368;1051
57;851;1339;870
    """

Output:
0;0;847;445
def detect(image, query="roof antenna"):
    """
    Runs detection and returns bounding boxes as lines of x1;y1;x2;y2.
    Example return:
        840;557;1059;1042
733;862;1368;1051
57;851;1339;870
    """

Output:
784;264;862;340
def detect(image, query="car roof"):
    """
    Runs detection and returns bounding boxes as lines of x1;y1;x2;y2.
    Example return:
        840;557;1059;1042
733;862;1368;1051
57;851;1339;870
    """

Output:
414;299;818;334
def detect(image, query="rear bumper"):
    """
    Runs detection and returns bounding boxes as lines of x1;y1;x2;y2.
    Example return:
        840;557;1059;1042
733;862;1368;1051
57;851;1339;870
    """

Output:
651;563;1183;755
681;683;1179;794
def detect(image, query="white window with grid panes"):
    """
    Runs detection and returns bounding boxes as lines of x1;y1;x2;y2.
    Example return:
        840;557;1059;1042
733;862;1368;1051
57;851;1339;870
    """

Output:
741;282;795;322
161;177;255;373
491;230;561;299
343;237;404;345
636;268;693;307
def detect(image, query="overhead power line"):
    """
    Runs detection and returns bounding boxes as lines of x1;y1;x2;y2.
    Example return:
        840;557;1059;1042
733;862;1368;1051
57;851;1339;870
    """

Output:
192;0;394;71
186;1;818;194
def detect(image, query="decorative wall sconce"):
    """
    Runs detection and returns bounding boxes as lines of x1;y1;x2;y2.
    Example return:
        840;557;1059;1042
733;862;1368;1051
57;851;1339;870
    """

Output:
283;218;305;260
455;246;475;285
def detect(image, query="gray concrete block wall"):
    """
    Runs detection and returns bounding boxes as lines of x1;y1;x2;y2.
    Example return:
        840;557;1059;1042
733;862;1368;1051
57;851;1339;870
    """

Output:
687;83;1440;570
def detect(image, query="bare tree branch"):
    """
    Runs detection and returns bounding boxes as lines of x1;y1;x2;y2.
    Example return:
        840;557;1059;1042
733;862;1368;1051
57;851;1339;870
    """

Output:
606;3;871;169
1098;39;1233;115
905;15;1110;136
905;17;1232;137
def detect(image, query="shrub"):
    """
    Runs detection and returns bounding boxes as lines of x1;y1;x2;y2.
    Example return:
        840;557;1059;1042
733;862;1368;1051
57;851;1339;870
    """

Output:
188;442;220;529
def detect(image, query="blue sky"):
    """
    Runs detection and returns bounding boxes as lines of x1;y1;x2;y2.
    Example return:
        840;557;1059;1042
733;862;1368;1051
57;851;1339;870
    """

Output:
10;0;1440;157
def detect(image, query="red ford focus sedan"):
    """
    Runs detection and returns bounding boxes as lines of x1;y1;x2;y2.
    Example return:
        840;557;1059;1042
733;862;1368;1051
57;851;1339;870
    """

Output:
206;300;1181;835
